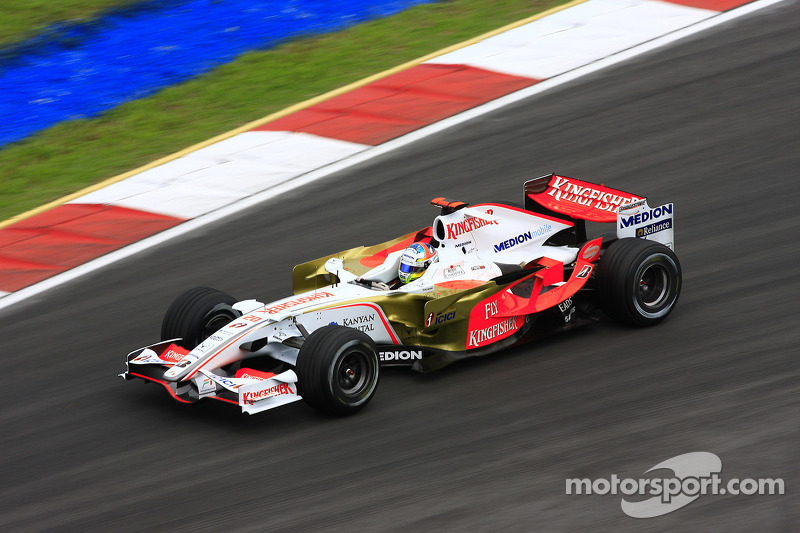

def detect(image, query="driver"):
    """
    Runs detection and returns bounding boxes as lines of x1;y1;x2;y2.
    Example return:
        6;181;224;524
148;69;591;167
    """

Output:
398;242;437;284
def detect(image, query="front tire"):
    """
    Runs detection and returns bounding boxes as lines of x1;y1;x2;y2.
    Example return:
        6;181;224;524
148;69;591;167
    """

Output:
161;287;240;349
597;238;681;326
295;325;380;416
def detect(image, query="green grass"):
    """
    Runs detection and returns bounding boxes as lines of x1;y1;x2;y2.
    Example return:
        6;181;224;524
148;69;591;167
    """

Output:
0;0;571;224
0;1;141;47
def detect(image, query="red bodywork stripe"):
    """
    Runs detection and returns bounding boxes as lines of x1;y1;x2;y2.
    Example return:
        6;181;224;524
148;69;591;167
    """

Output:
208;395;239;405
472;203;575;227
185;328;254;380
359;227;432;268
235;368;277;380
329;302;401;344
492;237;602;318
128;371;193;404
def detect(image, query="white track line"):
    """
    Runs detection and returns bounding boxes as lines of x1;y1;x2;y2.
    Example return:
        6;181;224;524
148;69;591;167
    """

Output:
0;0;785;312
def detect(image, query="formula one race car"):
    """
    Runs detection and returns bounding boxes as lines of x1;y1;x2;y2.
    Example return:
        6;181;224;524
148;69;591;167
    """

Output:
121;174;680;416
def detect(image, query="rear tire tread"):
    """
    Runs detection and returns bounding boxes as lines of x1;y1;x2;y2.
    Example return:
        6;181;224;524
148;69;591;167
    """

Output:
597;238;681;327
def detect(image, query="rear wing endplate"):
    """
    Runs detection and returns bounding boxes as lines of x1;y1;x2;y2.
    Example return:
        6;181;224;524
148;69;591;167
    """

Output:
617;199;675;250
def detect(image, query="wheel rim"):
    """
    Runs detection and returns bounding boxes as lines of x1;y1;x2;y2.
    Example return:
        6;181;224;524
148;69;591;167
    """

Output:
334;349;372;397
637;263;670;309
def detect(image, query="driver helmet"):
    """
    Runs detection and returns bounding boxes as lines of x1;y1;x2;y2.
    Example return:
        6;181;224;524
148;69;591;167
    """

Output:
398;243;437;284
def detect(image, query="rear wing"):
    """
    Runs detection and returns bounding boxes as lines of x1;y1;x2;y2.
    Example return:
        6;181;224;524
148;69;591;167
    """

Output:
524;174;641;223
524;174;674;249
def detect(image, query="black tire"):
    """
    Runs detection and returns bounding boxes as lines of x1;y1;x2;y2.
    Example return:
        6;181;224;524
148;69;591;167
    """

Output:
295;325;380;416
161;287;240;349
597;238;681;326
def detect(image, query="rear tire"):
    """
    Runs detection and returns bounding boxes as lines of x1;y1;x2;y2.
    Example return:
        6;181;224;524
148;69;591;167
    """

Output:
161;287;240;349
295;325;380;416
597;239;681;326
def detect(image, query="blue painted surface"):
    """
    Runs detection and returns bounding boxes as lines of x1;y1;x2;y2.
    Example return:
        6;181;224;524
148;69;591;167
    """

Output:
0;0;437;147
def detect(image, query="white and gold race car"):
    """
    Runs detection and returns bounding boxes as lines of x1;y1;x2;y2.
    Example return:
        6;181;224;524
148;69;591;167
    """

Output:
121;174;680;416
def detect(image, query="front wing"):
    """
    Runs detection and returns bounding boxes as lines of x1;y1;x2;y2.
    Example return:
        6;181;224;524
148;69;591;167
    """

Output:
121;341;301;414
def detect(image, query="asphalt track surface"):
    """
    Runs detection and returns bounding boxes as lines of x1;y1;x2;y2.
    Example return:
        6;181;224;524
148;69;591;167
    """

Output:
2;3;798;531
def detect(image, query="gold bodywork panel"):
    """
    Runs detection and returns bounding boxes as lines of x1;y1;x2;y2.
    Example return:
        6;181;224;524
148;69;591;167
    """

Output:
292;228;427;295
291;227;547;352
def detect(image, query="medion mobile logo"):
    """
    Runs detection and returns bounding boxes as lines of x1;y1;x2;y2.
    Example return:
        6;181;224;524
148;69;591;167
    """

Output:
494;225;552;252
379;350;423;361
